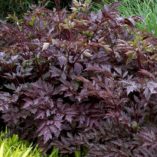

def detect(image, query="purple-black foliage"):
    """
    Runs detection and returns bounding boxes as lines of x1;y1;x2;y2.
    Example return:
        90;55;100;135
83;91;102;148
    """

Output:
1;2;157;156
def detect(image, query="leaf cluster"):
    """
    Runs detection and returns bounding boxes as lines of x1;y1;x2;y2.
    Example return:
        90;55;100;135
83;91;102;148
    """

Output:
1;2;157;156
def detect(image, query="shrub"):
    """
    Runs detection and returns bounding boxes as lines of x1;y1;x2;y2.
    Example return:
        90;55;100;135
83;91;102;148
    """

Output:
1;1;157;156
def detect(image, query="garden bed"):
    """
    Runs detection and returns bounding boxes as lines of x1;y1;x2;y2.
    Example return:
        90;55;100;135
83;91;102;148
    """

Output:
1;1;157;157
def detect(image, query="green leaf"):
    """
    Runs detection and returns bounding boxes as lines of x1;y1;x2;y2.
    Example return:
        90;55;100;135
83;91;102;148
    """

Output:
0;143;4;157
49;148;59;157
21;148;32;157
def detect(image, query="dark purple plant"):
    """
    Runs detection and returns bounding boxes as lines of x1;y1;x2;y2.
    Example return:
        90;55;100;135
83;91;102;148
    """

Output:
1;1;157;156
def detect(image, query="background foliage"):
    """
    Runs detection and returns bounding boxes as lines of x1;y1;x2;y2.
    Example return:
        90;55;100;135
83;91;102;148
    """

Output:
0;0;72;19
0;0;33;19
93;0;157;36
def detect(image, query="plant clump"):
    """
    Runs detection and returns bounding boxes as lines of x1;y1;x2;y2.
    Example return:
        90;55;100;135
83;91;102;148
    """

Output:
1;1;157;156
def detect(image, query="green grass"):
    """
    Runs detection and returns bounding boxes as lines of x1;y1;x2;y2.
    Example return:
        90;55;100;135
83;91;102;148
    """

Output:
0;130;42;157
0;130;60;157
0;130;83;157
119;0;157;36
93;0;157;36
